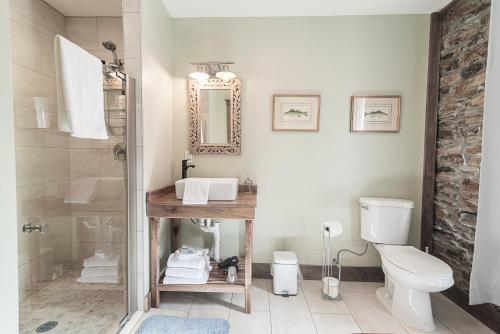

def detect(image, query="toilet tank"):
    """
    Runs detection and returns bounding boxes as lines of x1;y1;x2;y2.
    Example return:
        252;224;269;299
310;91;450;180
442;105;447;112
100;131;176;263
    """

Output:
359;197;415;244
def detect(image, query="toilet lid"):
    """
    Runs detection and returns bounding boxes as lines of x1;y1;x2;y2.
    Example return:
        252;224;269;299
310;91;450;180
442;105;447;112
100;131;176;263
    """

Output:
383;246;452;278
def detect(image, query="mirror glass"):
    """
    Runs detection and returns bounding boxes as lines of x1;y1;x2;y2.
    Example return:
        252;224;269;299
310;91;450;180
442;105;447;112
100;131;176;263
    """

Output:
199;89;231;144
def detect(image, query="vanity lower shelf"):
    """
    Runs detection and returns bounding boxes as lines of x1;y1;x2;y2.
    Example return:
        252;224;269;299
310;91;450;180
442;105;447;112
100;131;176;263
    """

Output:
158;257;246;293
146;185;257;313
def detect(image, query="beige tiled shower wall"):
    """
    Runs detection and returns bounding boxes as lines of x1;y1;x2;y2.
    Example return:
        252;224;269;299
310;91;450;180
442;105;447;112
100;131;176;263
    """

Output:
10;0;70;302
64;16;127;269
66;17;124;69
11;0;128;302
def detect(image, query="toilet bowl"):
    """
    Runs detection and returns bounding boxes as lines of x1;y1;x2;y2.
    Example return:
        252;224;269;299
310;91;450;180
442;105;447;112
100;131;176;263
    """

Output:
358;197;454;332
374;244;454;331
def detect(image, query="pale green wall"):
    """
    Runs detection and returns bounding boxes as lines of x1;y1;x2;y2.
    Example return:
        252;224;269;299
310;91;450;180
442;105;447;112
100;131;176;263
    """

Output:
0;0;19;330
141;0;174;297
172;16;430;266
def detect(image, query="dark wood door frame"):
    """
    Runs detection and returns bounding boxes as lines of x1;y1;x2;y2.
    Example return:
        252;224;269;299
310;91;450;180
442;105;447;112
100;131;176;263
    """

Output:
420;12;443;253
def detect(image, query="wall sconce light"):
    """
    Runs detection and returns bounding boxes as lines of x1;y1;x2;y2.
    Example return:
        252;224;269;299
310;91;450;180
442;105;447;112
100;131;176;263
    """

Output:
215;64;236;81
188;64;210;81
189;62;236;81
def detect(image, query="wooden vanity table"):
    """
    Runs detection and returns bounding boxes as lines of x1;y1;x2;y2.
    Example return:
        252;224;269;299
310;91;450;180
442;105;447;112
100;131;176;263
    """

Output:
146;185;257;313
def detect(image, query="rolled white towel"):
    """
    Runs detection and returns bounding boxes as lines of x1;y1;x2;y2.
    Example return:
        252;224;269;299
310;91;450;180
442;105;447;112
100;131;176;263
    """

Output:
165;265;211;280
77;275;121;284
81;266;120;277
167;252;209;270
84;254;120;268
163;270;209;285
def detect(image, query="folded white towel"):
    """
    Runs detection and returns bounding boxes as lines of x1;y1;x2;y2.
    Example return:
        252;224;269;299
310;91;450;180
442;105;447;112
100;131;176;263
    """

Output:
77;275;121;284
167;252;209;270
163;270;209;285
175;246;208;259
64;178;97;204
54;35;108;139
83;254;120;268
165;264;211;279
95;246;122;260
182;179;210;205
81;266;120;277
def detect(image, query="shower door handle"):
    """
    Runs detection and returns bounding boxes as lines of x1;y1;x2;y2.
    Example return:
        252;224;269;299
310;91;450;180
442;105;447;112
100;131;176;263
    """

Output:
22;223;49;234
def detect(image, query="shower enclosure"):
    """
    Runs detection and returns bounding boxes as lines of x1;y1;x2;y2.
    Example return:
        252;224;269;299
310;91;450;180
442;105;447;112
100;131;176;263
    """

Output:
10;1;136;332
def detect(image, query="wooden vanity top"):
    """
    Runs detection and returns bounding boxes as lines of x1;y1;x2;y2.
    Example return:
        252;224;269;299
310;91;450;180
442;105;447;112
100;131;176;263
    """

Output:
146;185;257;219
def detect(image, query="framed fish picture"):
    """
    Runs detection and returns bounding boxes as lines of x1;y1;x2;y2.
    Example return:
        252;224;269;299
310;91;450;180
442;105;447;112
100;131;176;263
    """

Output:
350;96;401;132
272;94;320;131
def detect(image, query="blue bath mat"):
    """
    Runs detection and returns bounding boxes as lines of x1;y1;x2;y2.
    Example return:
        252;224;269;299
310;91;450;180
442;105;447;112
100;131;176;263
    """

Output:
136;314;230;334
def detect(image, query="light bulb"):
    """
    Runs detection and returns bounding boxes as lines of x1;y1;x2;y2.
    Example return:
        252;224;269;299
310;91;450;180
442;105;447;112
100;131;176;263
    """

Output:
216;64;236;81
189;64;209;81
215;71;236;81
189;71;209;81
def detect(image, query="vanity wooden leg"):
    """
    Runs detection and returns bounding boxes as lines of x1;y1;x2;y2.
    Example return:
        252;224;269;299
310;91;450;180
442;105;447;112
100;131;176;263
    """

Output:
245;219;253;313
245;287;252;313
150;217;160;308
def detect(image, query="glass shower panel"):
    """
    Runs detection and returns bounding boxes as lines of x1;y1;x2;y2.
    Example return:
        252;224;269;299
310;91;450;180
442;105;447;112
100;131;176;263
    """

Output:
16;77;132;334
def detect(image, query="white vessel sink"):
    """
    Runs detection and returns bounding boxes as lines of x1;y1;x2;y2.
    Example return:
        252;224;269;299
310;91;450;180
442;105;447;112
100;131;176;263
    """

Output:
175;178;239;201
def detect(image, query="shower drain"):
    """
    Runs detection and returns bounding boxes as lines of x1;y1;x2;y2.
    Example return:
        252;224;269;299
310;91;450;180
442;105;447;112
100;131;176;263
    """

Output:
35;321;58;333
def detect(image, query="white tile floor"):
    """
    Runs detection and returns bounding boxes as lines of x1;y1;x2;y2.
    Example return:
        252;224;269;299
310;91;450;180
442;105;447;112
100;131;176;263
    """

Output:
131;280;495;334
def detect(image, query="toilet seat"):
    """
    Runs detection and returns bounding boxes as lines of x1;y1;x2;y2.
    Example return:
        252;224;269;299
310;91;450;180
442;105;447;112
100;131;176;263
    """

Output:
383;245;452;278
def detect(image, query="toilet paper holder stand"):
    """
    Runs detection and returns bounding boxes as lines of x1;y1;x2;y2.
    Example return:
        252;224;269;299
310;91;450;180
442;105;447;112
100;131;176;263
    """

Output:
321;221;369;301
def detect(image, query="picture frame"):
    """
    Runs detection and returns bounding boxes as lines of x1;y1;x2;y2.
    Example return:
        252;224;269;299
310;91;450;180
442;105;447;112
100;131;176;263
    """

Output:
272;94;320;131
350;96;401;132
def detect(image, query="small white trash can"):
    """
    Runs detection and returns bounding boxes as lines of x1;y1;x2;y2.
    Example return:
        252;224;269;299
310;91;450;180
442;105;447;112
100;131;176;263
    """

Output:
271;251;299;296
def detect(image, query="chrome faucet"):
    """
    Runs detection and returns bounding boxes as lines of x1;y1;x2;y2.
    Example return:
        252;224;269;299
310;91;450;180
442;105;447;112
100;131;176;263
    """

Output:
182;159;196;179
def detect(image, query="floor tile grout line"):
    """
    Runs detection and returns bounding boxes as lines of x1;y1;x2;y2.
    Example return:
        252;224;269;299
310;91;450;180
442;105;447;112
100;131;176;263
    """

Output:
309;311;352;315
343;291;413;334
431;296;456;334
340;292;365;333
266;279;273;334
186;294;194;317
226;293;233;321
300;283;320;334
268;279;279;334
438;318;455;334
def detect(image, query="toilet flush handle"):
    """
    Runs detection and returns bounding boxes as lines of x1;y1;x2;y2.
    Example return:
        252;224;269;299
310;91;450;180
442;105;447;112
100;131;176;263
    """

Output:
360;205;369;210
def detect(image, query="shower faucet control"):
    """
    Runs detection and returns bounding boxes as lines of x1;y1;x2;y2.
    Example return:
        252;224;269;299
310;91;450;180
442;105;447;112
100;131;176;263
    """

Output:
22;222;49;234
182;159;196;179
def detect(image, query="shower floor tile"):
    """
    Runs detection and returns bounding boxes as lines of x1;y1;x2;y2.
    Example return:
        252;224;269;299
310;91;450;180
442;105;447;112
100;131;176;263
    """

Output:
19;270;126;334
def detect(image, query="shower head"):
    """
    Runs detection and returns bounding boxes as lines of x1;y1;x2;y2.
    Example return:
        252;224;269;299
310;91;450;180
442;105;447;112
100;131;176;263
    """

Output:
102;40;117;51
101;40;124;77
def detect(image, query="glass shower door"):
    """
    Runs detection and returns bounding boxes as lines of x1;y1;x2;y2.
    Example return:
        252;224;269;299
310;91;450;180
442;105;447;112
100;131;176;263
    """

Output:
16;75;133;334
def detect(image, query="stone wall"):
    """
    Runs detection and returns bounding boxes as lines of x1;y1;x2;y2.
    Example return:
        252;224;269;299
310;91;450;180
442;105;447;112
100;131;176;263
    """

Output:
433;0;490;295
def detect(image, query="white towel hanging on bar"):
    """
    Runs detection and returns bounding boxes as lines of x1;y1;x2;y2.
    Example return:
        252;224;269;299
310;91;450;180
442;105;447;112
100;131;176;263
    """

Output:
54;35;108;139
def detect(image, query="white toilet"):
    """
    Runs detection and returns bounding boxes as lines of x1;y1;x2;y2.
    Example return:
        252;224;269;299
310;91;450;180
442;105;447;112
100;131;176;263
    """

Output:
359;197;454;332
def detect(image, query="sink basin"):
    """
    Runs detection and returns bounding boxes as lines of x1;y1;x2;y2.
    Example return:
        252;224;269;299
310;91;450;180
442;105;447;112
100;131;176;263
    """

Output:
175;178;239;201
